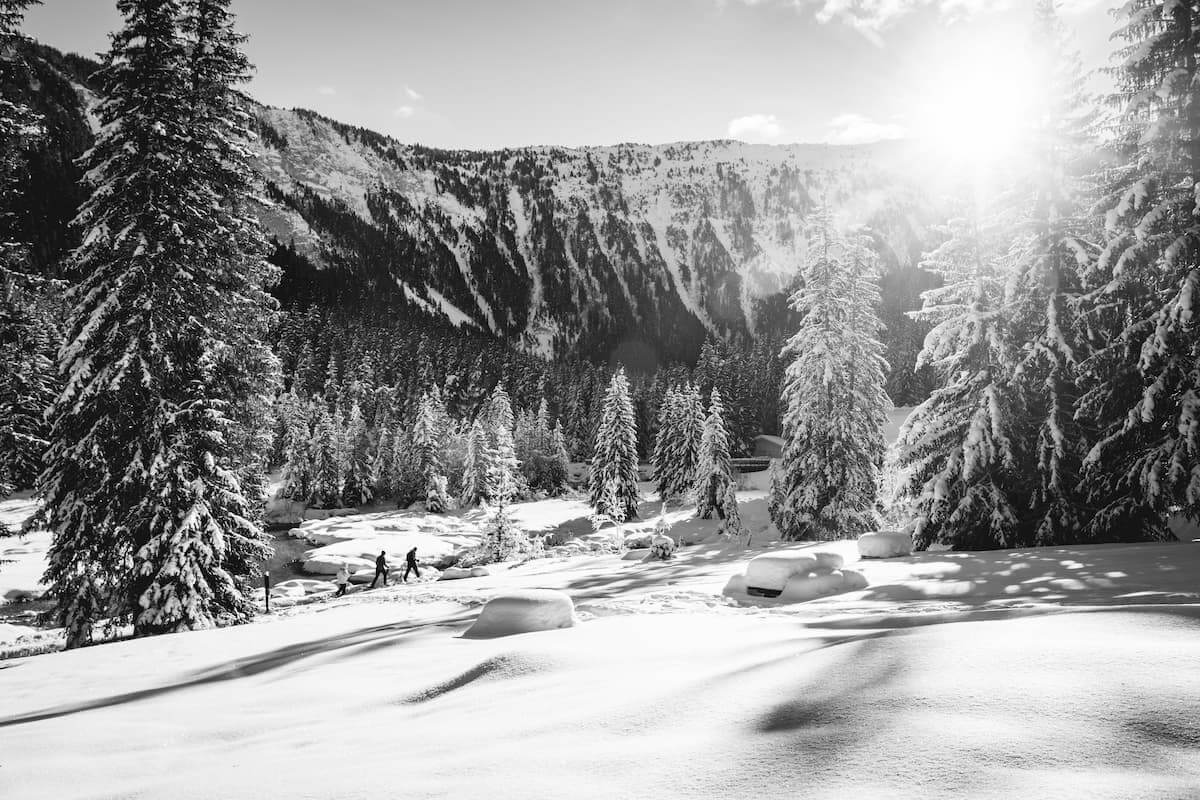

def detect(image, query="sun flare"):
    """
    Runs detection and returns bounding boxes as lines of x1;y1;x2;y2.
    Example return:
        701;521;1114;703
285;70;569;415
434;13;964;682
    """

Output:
908;45;1043;173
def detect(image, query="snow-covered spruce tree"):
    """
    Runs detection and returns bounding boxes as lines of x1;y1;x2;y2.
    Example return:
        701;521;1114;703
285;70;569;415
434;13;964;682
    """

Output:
277;393;312;500
652;386;680;499
677;384;705;498
307;404;342;508
459;417;490;507
477;456;528;563
340;401;373;507
893;212;1029;550
370;425;395;499
589;368;640;522
1072;0;1200;541
771;216;890;541
548;419;571;493
696;388;735;520
37;0;277;643
1004;0;1095;546
721;482;746;540
483;386;522;502
0;0;46;530
412;389;448;511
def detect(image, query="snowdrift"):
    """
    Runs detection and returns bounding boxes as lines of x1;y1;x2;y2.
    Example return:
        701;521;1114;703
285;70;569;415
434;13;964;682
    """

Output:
464;590;577;638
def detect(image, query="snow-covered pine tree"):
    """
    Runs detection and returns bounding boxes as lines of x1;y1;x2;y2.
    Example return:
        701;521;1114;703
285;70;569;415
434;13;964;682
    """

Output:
588;368;640;521
696;387;735;520
770;215;889;541
370;424;395;499
721;482;746;540
893;211;1028;550
412;388;449;511
0;0;44;533
278;393;313;500
459;417;490;507
549;419;571;491
307;404;342;508
426;473;450;514
340;401;373;507
483;386;522;502
677;384;704;498
652;386;680;500
477;446;528;562
1005;0;1095;546
1073;0;1200;540
36;0;278;643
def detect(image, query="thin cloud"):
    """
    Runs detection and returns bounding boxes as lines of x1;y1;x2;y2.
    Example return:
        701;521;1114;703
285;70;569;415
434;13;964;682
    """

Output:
727;113;786;143
316;86;337;96
404;86;423;101
394;105;416;118
730;0;1094;37
824;112;906;145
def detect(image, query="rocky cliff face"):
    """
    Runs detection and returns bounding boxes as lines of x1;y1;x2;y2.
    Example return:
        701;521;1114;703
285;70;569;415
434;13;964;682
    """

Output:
249;108;933;364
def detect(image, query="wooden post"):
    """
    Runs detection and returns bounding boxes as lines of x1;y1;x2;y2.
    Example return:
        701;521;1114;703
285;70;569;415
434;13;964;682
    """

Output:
263;573;270;614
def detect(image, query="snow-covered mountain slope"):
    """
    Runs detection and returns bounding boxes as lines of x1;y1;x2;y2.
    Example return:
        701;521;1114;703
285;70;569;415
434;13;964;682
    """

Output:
9;42;937;368
250;108;933;360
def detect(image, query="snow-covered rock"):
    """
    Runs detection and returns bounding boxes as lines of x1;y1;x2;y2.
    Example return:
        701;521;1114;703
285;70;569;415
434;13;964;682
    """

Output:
439;567;473;581
470;567;490;578
464;590;577;638
858;530;913;558
743;552;820;591
726;546;867;605
622;548;650;561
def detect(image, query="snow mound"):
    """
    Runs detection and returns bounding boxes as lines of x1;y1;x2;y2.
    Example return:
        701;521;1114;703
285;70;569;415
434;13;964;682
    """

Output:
726;545;866;605
464;590;577;638
744;550;843;591
858;530;913;558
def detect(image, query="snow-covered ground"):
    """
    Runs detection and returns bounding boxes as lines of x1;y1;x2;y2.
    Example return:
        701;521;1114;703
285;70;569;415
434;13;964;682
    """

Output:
2;464;1199;797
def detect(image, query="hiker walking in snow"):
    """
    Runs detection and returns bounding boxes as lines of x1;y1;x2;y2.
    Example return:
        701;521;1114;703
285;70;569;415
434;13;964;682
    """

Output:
403;546;420;582
334;564;350;597
369;550;389;588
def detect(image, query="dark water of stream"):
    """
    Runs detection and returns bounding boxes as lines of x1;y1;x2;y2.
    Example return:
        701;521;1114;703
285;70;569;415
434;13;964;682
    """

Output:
260;526;318;585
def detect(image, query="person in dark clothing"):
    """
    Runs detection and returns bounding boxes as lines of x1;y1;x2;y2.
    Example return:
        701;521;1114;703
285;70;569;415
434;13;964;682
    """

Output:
369;550;388;589
403;547;420;582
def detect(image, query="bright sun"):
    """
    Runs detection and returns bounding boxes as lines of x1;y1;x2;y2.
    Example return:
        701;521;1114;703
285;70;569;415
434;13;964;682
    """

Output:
907;43;1044;174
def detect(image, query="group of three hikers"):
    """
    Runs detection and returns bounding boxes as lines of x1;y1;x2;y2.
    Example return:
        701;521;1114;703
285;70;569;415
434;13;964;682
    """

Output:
333;546;420;597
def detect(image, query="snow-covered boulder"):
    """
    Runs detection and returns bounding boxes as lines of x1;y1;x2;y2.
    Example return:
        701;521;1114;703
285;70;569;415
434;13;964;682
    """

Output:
439;567;473;581
858;530;913;559
464;590;577;638
744;552;820;591
622;548;650;561
725;548;868;605
269;579;333;599
469;566;490;578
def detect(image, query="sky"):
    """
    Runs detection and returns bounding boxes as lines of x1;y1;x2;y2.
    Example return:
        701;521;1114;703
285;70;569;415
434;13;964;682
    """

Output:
22;0;1117;151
